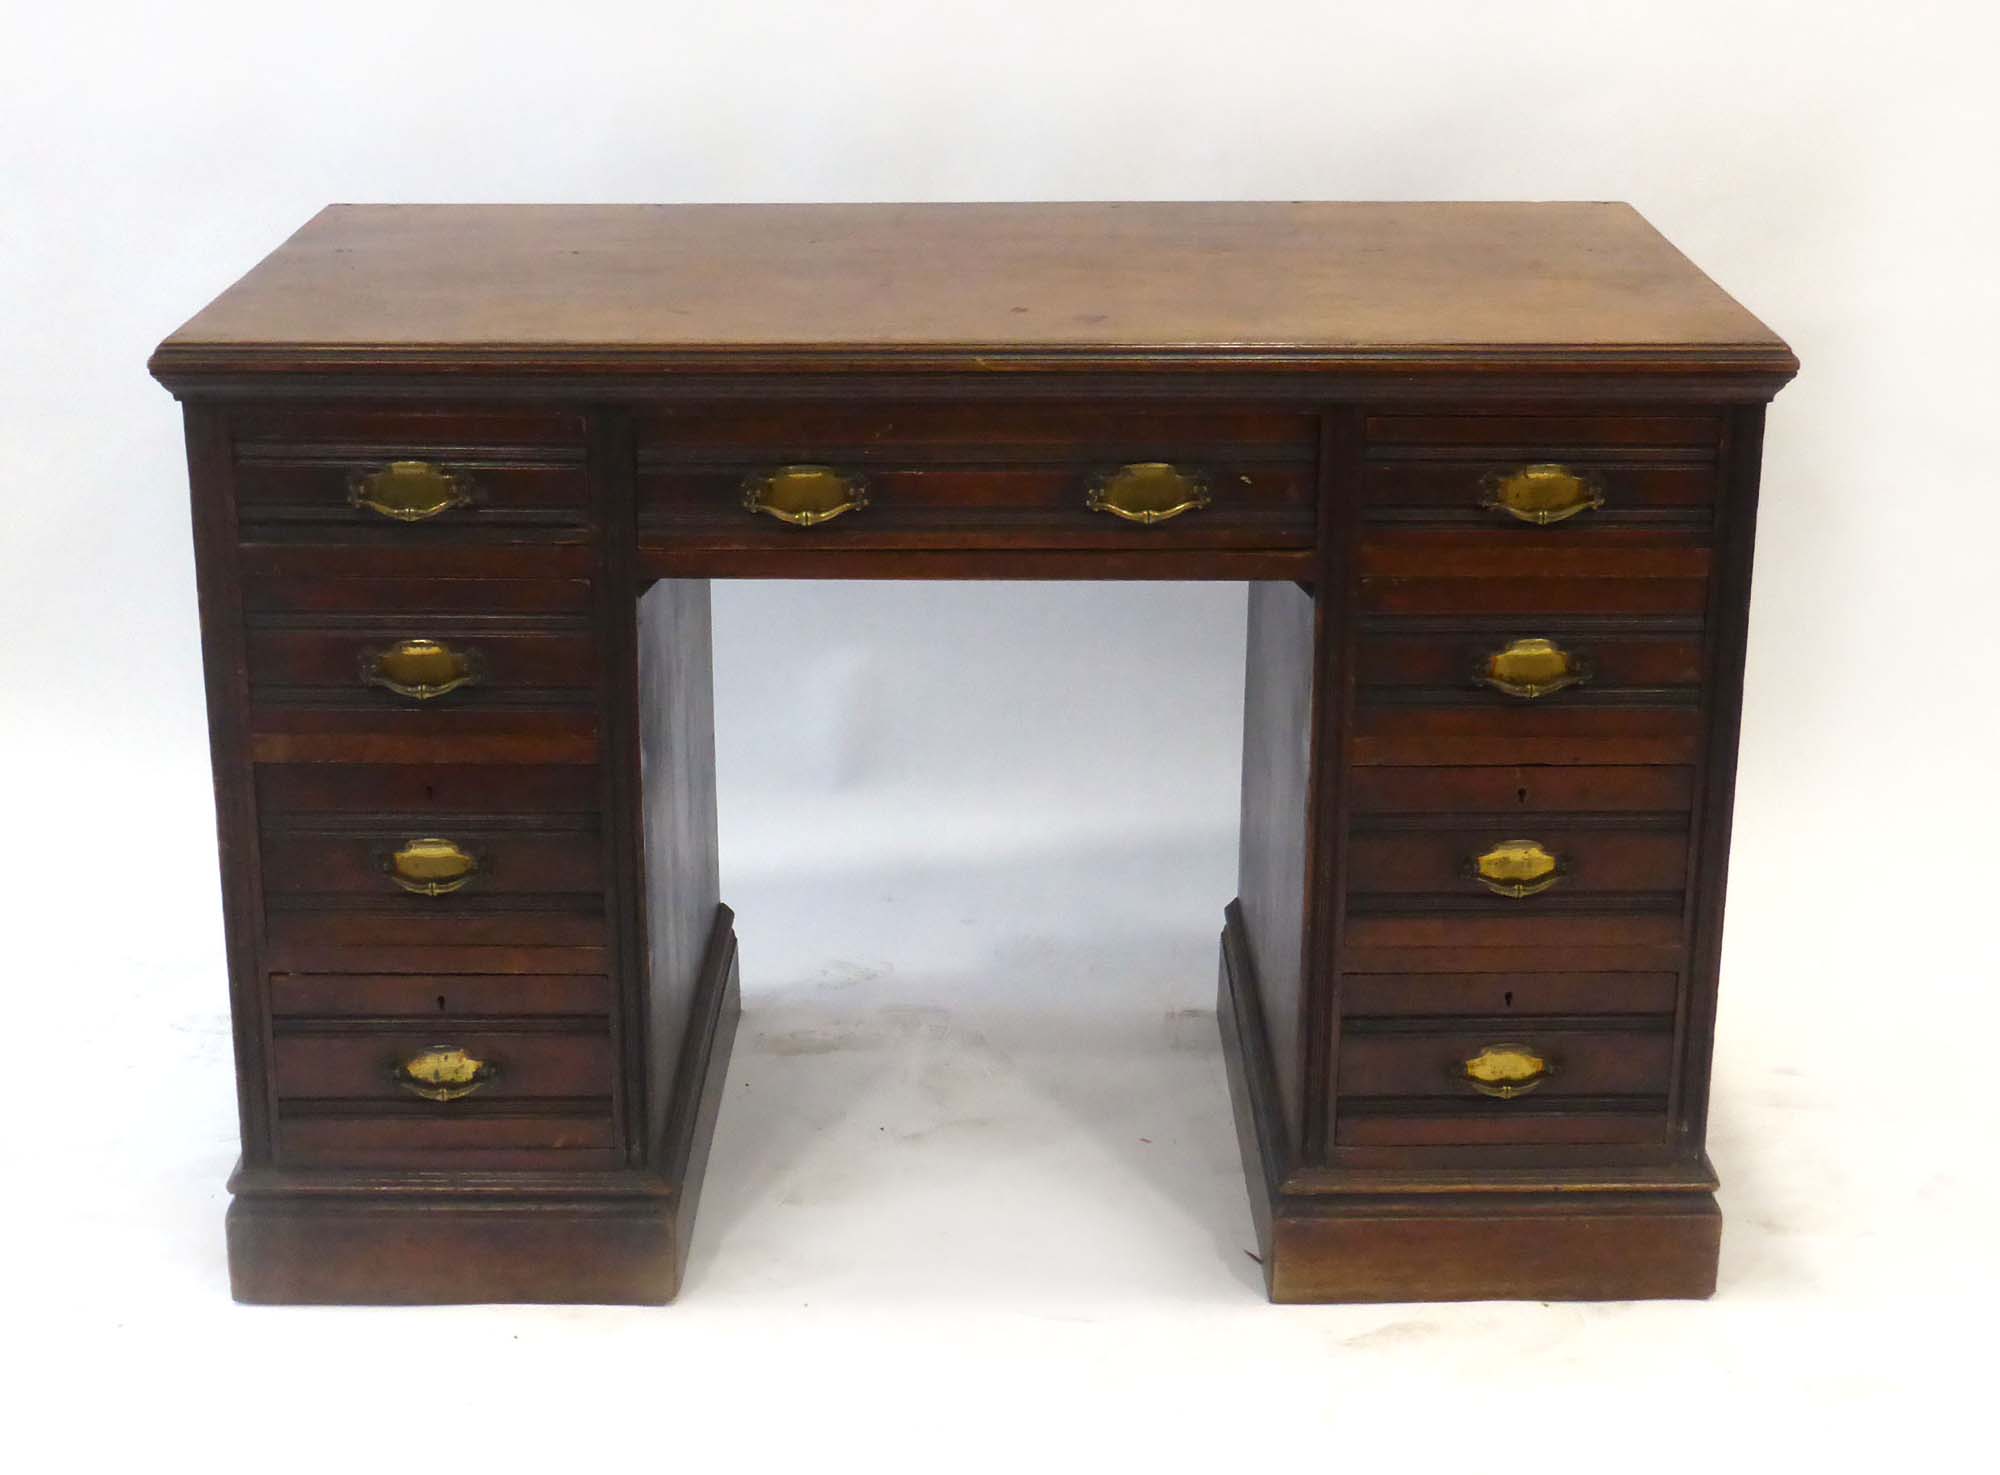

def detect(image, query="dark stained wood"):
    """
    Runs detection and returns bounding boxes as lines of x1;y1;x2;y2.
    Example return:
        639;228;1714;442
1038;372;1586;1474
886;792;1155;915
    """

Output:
1345;826;1689;896
269;971;614;1018
255;762;601;814
1347;764;1696;815
157;202;1791;1305
151;204;1794;382
1336;1023;1675;1099
1341;971;1680;1017
636;581;723;1154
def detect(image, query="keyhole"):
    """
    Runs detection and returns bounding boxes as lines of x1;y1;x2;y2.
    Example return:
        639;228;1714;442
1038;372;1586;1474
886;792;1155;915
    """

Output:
1503;990;1514;1009
1516;786;1529;806
436;994;447;1013
423;782;438;803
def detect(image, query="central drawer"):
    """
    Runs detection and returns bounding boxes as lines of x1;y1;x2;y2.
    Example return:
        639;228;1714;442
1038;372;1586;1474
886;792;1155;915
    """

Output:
636;403;1318;549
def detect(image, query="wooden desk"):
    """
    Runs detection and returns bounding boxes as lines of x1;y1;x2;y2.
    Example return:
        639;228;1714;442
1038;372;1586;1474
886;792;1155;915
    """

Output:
151;203;1796;1304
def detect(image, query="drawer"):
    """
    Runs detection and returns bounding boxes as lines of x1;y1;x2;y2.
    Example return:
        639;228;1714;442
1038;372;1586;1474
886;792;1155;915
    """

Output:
1348;765;1695;816
259;826;604;898
1346;826;1688;899
1361;460;1717;520
1355;534;1711;617
1355;626;1702;695
1341;971;1680;1018
1337;1023;1675;1100
265;908;610;975
244;572;593;616
247;708;597;765
270;972;615;1019
1352;704;1703;766
637;402;1317;549
256;763;601;816
271;1026;615;1102
1364;412;1724;449
246;622;595;702
274;1112;618;1167
231;404;589;530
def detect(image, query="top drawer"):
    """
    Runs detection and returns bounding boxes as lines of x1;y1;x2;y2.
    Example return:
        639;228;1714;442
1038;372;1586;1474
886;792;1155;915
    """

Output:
1361;411;1723;527
231;405;590;534
637;404;1317;549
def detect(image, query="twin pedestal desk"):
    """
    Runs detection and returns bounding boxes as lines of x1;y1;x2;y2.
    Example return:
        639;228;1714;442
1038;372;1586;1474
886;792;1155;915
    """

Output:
149;202;1796;1304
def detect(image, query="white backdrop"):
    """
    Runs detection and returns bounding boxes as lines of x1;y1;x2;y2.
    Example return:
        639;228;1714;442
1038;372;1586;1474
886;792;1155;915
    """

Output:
4;1;1996;1465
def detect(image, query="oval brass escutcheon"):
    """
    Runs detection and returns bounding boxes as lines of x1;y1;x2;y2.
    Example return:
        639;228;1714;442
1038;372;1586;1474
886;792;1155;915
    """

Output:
1474;636;1593;700
1468;838;1565;898
1460;1043;1551;1099
385;837;479;896
1084;462;1212;525
393;1045;497;1102
347;460;475;521
741;465;870;527
360;638;484;700
1477;463;1605;525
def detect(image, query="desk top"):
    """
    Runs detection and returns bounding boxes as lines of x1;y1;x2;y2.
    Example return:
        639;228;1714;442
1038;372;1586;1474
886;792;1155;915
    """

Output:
151;202;1795;380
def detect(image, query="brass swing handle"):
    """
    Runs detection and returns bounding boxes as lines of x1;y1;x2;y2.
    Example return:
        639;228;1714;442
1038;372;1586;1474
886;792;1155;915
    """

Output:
383;837;479;896
742;465;870;526
393;1045;498;1103
348;460;475;522
360;638;485;700
1478;463;1605;525
1467;839;1566;898
1459;1043;1552;1100
1085;463;1212;525
1473;637;1593;700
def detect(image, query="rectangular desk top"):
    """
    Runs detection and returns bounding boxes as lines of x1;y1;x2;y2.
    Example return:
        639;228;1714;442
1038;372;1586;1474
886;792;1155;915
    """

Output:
150;202;1795;382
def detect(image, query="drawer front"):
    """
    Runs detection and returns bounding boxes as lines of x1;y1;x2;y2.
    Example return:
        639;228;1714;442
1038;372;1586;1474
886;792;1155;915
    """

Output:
1348;764;1695;816
637;403;1317;549
259;826;604;899
1338;1025;1675;1101
271;1027;615;1102
245;572;594;615
232;404;589;531
1346;826;1688;899
256;763;601;816
264;908;611;975
247;622;596;702
247;708;598;765
1355;626;1703;694
1342;971;1679;1018
274;1113;617;1167
270;972;615;1019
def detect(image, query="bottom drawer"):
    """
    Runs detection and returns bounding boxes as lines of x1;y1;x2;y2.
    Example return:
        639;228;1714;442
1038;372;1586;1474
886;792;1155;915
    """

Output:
1337;1023;1675;1101
274;1111;618;1168
272;1027;615;1102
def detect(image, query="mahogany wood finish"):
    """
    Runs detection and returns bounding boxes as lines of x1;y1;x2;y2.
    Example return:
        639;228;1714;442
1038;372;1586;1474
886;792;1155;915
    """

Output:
153;202;1793;1305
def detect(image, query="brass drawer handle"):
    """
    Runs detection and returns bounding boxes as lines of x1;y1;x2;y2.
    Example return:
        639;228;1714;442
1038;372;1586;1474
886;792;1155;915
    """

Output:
347;460;475;522
1478;463;1605;525
1460;1043;1552;1099
741;465;870;526
393;1045;497;1102
1085;462;1212;525
360;638;485;700
1468;838;1565;898
1473;637;1593;700
384;837;479;896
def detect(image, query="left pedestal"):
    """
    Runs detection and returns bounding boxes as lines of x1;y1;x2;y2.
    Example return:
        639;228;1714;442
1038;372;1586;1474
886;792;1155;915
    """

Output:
179;403;728;1305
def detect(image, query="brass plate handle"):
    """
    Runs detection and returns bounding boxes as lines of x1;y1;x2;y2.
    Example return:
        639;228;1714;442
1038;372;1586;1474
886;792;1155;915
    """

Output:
1478;463;1605;525
741;465;870;527
1468;838;1565;898
1085;462;1212;525
1473;637;1593;700
1460;1043;1552;1099
393;1045;498;1103
347;460;475;522
360;638;485;700
384;837;479;896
